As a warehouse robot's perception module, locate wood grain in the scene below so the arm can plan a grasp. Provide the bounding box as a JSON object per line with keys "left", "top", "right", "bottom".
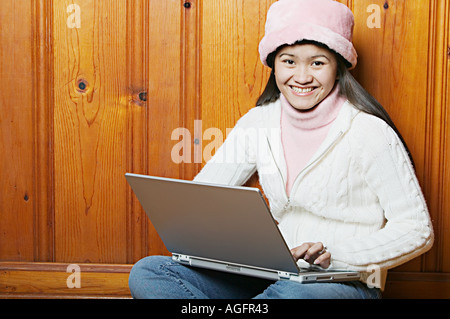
{"left": 53, "top": 0, "right": 129, "bottom": 263}
{"left": 422, "top": 0, "right": 450, "bottom": 273}
{"left": 0, "top": 262, "right": 132, "bottom": 298}
{"left": 350, "top": 0, "right": 429, "bottom": 176}
{"left": 201, "top": 0, "right": 275, "bottom": 142}
{"left": 33, "top": 0, "right": 55, "bottom": 263}
{"left": 126, "top": 0, "right": 149, "bottom": 265}
{"left": 347, "top": 0, "right": 433, "bottom": 272}
{"left": 0, "top": 0, "right": 35, "bottom": 261}
{"left": 442, "top": 0, "right": 450, "bottom": 271}
{"left": 143, "top": 0, "right": 185, "bottom": 258}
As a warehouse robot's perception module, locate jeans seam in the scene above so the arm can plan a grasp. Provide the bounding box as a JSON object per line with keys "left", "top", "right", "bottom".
{"left": 160, "top": 263, "right": 197, "bottom": 299}
{"left": 350, "top": 281, "right": 381, "bottom": 299}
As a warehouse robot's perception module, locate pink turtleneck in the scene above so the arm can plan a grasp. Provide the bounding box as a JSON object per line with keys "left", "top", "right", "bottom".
{"left": 280, "top": 86, "right": 346, "bottom": 195}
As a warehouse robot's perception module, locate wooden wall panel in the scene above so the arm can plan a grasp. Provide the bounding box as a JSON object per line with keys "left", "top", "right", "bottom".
{"left": 201, "top": 0, "right": 275, "bottom": 146}
{"left": 126, "top": 0, "right": 152, "bottom": 265}
{"left": 350, "top": 0, "right": 430, "bottom": 179}
{"left": 0, "top": 0, "right": 35, "bottom": 261}
{"left": 421, "top": 0, "right": 450, "bottom": 273}
{"left": 53, "top": 0, "right": 129, "bottom": 263}
{"left": 346, "top": 0, "right": 432, "bottom": 272}
{"left": 33, "top": 0, "right": 55, "bottom": 263}
{"left": 143, "top": 0, "right": 185, "bottom": 259}
{"left": 0, "top": 262, "right": 132, "bottom": 298}
{"left": 179, "top": 0, "right": 203, "bottom": 181}
{"left": 442, "top": 0, "right": 450, "bottom": 271}
{"left": 126, "top": 0, "right": 148, "bottom": 265}
{"left": 145, "top": 0, "right": 183, "bottom": 180}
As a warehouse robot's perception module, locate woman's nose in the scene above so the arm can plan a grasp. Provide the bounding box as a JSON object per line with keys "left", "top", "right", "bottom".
{"left": 293, "top": 67, "right": 313, "bottom": 84}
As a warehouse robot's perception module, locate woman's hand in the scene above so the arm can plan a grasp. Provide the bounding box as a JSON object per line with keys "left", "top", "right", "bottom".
{"left": 290, "top": 242, "right": 331, "bottom": 269}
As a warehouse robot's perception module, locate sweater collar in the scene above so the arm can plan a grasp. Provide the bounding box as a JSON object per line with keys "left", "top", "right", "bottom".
{"left": 279, "top": 84, "right": 347, "bottom": 130}
{"left": 264, "top": 96, "right": 360, "bottom": 185}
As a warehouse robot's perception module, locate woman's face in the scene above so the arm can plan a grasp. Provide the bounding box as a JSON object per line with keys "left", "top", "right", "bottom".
{"left": 274, "top": 44, "right": 338, "bottom": 111}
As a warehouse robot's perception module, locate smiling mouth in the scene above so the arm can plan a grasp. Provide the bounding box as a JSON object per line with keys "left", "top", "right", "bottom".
{"left": 290, "top": 86, "right": 316, "bottom": 94}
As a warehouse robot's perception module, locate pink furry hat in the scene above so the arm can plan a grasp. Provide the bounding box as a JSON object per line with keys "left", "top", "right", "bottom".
{"left": 259, "top": 0, "right": 357, "bottom": 69}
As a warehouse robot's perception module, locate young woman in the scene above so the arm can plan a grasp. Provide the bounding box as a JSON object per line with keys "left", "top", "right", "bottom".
{"left": 128, "top": 0, "right": 434, "bottom": 299}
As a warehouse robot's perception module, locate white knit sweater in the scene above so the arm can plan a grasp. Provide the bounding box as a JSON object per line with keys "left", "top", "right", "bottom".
{"left": 194, "top": 99, "right": 434, "bottom": 290}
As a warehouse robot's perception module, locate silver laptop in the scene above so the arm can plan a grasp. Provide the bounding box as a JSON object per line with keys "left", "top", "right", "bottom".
{"left": 125, "top": 173, "right": 360, "bottom": 283}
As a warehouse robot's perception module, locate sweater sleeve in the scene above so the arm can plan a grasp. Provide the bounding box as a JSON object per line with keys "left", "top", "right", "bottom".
{"left": 193, "top": 108, "right": 259, "bottom": 186}
{"left": 327, "top": 117, "right": 434, "bottom": 271}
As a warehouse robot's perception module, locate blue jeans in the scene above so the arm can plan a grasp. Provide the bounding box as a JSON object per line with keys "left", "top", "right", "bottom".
{"left": 128, "top": 256, "right": 381, "bottom": 299}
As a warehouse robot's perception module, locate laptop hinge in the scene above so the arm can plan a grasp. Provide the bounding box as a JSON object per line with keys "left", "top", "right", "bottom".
{"left": 173, "top": 254, "right": 191, "bottom": 264}
{"left": 277, "top": 271, "right": 291, "bottom": 280}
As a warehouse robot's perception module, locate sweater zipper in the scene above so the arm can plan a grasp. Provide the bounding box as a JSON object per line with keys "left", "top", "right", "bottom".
{"left": 267, "top": 131, "right": 344, "bottom": 214}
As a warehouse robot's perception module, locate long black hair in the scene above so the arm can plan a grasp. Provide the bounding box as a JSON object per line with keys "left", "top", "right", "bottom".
{"left": 256, "top": 40, "right": 414, "bottom": 167}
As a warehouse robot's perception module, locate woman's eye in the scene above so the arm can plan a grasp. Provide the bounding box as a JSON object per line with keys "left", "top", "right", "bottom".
{"left": 312, "top": 61, "right": 324, "bottom": 67}
{"left": 283, "top": 59, "right": 295, "bottom": 65}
